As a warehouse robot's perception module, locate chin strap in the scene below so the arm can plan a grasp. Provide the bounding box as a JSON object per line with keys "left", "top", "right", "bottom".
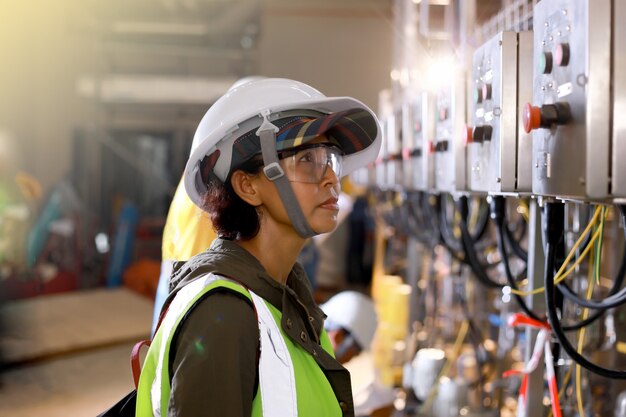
{"left": 256, "top": 112, "right": 317, "bottom": 238}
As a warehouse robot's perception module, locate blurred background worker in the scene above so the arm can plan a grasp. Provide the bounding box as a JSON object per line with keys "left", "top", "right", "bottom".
{"left": 321, "top": 291, "right": 395, "bottom": 417}
{"left": 321, "top": 290, "right": 378, "bottom": 363}
{"left": 151, "top": 178, "right": 216, "bottom": 334}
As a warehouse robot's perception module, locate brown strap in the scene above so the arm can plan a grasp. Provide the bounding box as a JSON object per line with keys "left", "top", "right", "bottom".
{"left": 131, "top": 339, "right": 151, "bottom": 389}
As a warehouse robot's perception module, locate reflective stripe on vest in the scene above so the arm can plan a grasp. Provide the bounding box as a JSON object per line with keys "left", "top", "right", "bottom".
{"left": 148, "top": 273, "right": 298, "bottom": 417}
{"left": 250, "top": 290, "right": 298, "bottom": 417}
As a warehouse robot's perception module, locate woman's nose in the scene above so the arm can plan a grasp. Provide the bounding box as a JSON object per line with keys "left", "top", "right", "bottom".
{"left": 321, "top": 164, "right": 340, "bottom": 187}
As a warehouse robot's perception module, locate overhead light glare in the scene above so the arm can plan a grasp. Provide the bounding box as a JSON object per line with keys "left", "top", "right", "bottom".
{"left": 112, "top": 21, "right": 208, "bottom": 36}
{"left": 415, "top": 0, "right": 450, "bottom": 4}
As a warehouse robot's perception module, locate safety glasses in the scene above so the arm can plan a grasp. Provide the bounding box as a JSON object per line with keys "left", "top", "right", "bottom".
{"left": 277, "top": 143, "right": 344, "bottom": 184}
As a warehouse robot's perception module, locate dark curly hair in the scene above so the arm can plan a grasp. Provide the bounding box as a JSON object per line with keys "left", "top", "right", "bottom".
{"left": 201, "top": 155, "right": 265, "bottom": 241}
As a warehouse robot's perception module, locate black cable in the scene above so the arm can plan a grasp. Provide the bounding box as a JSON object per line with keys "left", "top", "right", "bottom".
{"left": 438, "top": 195, "right": 467, "bottom": 262}
{"left": 504, "top": 218, "right": 528, "bottom": 262}
{"left": 421, "top": 193, "right": 441, "bottom": 245}
{"left": 406, "top": 192, "right": 437, "bottom": 245}
{"left": 544, "top": 202, "right": 626, "bottom": 379}
{"left": 457, "top": 196, "right": 504, "bottom": 289}
{"left": 558, "top": 273, "right": 626, "bottom": 310}
{"left": 471, "top": 199, "right": 491, "bottom": 243}
{"left": 561, "top": 309, "right": 605, "bottom": 332}
{"left": 490, "top": 196, "right": 543, "bottom": 322}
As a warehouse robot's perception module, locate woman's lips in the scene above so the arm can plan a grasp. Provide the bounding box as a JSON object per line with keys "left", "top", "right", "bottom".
{"left": 319, "top": 197, "right": 339, "bottom": 210}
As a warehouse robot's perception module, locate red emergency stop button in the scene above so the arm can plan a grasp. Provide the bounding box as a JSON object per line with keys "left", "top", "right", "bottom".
{"left": 523, "top": 103, "right": 542, "bottom": 133}
{"left": 555, "top": 43, "right": 570, "bottom": 66}
{"left": 523, "top": 102, "right": 572, "bottom": 133}
{"left": 463, "top": 125, "right": 473, "bottom": 146}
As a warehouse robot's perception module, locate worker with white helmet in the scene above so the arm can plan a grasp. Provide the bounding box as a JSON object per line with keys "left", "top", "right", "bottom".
{"left": 322, "top": 292, "right": 397, "bottom": 417}
{"left": 151, "top": 76, "right": 267, "bottom": 336}
{"left": 321, "top": 291, "right": 378, "bottom": 364}
{"left": 135, "top": 78, "right": 381, "bottom": 417}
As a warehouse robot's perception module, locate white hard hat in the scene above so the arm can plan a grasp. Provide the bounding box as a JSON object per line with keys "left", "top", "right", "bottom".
{"left": 183, "top": 77, "right": 381, "bottom": 209}
{"left": 321, "top": 291, "right": 378, "bottom": 350}
{"left": 228, "top": 75, "right": 267, "bottom": 91}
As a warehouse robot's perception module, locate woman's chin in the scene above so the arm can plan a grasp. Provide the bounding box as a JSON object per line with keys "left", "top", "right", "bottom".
{"left": 310, "top": 219, "right": 338, "bottom": 235}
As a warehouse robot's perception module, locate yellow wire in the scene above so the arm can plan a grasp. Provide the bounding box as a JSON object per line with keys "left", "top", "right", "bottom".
{"left": 510, "top": 206, "right": 602, "bottom": 296}
{"left": 594, "top": 206, "right": 607, "bottom": 285}
{"left": 511, "top": 224, "right": 601, "bottom": 296}
{"left": 576, "top": 241, "right": 596, "bottom": 417}
{"left": 419, "top": 320, "right": 470, "bottom": 414}
{"left": 517, "top": 199, "right": 530, "bottom": 223}
{"left": 469, "top": 197, "right": 480, "bottom": 230}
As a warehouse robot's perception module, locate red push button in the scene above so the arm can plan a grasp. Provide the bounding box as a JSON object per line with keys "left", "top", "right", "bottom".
{"left": 463, "top": 125, "right": 473, "bottom": 146}
{"left": 523, "top": 102, "right": 572, "bottom": 133}
{"left": 523, "top": 102, "right": 542, "bottom": 133}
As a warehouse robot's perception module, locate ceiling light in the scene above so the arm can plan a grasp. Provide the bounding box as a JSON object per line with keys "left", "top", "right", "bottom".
{"left": 112, "top": 21, "right": 208, "bottom": 36}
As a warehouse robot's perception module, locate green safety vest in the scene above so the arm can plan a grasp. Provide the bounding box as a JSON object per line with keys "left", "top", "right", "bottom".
{"left": 136, "top": 273, "right": 343, "bottom": 417}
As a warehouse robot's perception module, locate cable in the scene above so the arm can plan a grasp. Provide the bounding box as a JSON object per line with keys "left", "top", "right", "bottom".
{"left": 561, "top": 309, "right": 605, "bottom": 332}
{"left": 511, "top": 206, "right": 602, "bottom": 296}
{"left": 504, "top": 212, "right": 528, "bottom": 262}
{"left": 544, "top": 201, "right": 626, "bottom": 379}
{"left": 557, "top": 205, "right": 626, "bottom": 310}
{"left": 458, "top": 283, "right": 491, "bottom": 369}
{"left": 457, "top": 196, "right": 504, "bottom": 289}
{"left": 490, "top": 196, "right": 543, "bottom": 321}
{"left": 406, "top": 191, "right": 438, "bottom": 246}
{"left": 505, "top": 223, "right": 528, "bottom": 262}
{"left": 439, "top": 195, "right": 468, "bottom": 262}
{"left": 468, "top": 197, "right": 491, "bottom": 243}
{"left": 576, "top": 245, "right": 595, "bottom": 417}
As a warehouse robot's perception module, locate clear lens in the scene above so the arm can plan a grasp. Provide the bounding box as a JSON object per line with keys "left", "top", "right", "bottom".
{"left": 279, "top": 144, "right": 343, "bottom": 183}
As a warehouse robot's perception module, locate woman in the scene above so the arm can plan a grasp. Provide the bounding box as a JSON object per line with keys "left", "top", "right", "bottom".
{"left": 136, "top": 78, "right": 381, "bottom": 417}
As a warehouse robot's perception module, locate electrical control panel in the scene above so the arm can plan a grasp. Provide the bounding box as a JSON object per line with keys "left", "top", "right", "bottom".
{"left": 375, "top": 115, "right": 390, "bottom": 188}
{"left": 401, "top": 91, "right": 436, "bottom": 191}
{"left": 612, "top": 0, "right": 626, "bottom": 200}
{"left": 349, "top": 159, "right": 373, "bottom": 187}
{"left": 468, "top": 31, "right": 533, "bottom": 195}
{"left": 434, "top": 70, "right": 467, "bottom": 194}
{"left": 528, "top": 0, "right": 611, "bottom": 201}
{"left": 385, "top": 108, "right": 404, "bottom": 189}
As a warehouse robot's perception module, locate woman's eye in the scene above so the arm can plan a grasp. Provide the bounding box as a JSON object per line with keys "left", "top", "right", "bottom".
{"left": 297, "top": 151, "right": 315, "bottom": 163}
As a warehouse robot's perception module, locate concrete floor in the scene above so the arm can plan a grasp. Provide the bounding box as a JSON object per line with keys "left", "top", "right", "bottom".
{"left": 0, "top": 342, "right": 138, "bottom": 417}
{"left": 0, "top": 287, "right": 386, "bottom": 416}
{"left": 0, "top": 288, "right": 154, "bottom": 416}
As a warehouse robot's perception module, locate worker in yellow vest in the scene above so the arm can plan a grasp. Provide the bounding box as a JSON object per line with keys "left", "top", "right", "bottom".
{"left": 136, "top": 77, "right": 382, "bottom": 416}
{"left": 151, "top": 179, "right": 216, "bottom": 335}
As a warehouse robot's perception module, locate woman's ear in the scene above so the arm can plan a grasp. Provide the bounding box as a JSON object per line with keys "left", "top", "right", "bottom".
{"left": 230, "top": 170, "right": 263, "bottom": 206}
